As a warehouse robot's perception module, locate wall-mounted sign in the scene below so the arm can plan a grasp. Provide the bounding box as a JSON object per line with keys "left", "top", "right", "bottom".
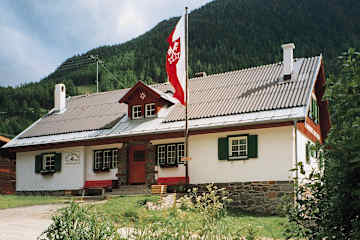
{"left": 64, "top": 151, "right": 80, "bottom": 165}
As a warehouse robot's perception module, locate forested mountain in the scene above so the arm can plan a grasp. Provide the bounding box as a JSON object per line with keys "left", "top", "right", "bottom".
{"left": 1, "top": 0, "right": 360, "bottom": 137}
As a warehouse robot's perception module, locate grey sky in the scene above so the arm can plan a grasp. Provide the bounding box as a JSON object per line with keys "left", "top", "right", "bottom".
{"left": 0, "top": 0, "right": 212, "bottom": 87}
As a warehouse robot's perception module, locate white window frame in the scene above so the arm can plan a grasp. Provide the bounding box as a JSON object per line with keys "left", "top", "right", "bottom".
{"left": 94, "top": 149, "right": 118, "bottom": 171}
{"left": 228, "top": 136, "right": 248, "bottom": 160}
{"left": 112, "top": 149, "right": 118, "bottom": 169}
{"left": 157, "top": 145, "right": 166, "bottom": 165}
{"left": 94, "top": 151, "right": 103, "bottom": 170}
{"left": 145, "top": 103, "right": 156, "bottom": 118}
{"left": 177, "top": 143, "right": 185, "bottom": 164}
{"left": 167, "top": 144, "right": 177, "bottom": 165}
{"left": 132, "top": 105, "right": 142, "bottom": 119}
{"left": 103, "top": 150, "right": 112, "bottom": 169}
{"left": 43, "top": 153, "right": 56, "bottom": 171}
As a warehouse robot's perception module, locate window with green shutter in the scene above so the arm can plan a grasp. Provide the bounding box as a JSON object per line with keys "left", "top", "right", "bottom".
{"left": 218, "top": 134, "right": 258, "bottom": 161}
{"left": 35, "top": 152, "right": 62, "bottom": 174}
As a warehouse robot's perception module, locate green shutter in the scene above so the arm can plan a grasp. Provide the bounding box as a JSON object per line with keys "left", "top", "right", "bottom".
{"left": 248, "top": 135, "right": 258, "bottom": 158}
{"left": 218, "top": 137, "right": 228, "bottom": 160}
{"left": 35, "top": 154, "right": 42, "bottom": 173}
{"left": 54, "top": 153, "right": 62, "bottom": 172}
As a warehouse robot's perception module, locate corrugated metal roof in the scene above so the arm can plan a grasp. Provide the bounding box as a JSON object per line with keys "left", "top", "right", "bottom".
{"left": 16, "top": 56, "right": 320, "bottom": 140}
{"left": 164, "top": 56, "right": 320, "bottom": 122}
{"left": 20, "top": 88, "right": 129, "bottom": 138}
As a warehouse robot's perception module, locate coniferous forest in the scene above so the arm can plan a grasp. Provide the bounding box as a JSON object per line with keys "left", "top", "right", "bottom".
{"left": 0, "top": 0, "right": 359, "bottom": 137}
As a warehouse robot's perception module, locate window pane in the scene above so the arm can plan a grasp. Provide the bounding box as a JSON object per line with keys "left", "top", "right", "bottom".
{"left": 157, "top": 145, "right": 166, "bottom": 164}
{"left": 177, "top": 143, "right": 185, "bottom": 164}
{"left": 134, "top": 151, "right": 145, "bottom": 162}
{"left": 167, "top": 144, "right": 176, "bottom": 164}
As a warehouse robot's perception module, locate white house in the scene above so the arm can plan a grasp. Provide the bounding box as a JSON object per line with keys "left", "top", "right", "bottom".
{"left": 2, "top": 44, "right": 330, "bottom": 213}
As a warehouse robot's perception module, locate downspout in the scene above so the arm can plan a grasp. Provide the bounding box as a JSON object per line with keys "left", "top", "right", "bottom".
{"left": 293, "top": 120, "right": 299, "bottom": 200}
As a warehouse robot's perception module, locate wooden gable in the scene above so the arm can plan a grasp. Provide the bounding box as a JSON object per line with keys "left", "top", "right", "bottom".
{"left": 119, "top": 81, "right": 174, "bottom": 120}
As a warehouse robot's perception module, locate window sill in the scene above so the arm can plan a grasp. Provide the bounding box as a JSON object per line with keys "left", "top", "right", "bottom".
{"left": 94, "top": 168, "right": 111, "bottom": 173}
{"left": 159, "top": 164, "right": 178, "bottom": 168}
{"left": 228, "top": 156, "right": 249, "bottom": 161}
{"left": 40, "top": 170, "right": 56, "bottom": 175}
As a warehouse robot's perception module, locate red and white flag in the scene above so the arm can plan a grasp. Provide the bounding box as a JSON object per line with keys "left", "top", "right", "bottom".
{"left": 166, "top": 14, "right": 186, "bottom": 105}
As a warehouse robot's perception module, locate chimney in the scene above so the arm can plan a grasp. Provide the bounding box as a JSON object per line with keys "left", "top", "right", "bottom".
{"left": 54, "top": 84, "right": 66, "bottom": 113}
{"left": 281, "top": 43, "right": 295, "bottom": 80}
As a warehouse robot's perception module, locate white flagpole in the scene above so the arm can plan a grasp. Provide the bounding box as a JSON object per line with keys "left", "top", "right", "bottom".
{"left": 184, "top": 6, "right": 189, "bottom": 185}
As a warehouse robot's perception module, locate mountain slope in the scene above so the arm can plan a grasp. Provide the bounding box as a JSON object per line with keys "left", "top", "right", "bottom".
{"left": 1, "top": 0, "right": 360, "bottom": 136}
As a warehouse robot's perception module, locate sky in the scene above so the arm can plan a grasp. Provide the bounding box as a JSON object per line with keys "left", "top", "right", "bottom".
{"left": 0, "top": 0, "right": 213, "bottom": 87}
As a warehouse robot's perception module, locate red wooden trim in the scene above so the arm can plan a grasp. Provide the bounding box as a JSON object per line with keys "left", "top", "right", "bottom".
{"left": 297, "top": 121, "right": 320, "bottom": 144}
{"left": 119, "top": 81, "right": 161, "bottom": 104}
{"left": 10, "top": 121, "right": 294, "bottom": 152}
{"left": 157, "top": 177, "right": 189, "bottom": 185}
{"left": 84, "top": 180, "right": 112, "bottom": 188}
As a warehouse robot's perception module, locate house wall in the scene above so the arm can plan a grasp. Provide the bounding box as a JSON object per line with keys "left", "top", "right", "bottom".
{"left": 152, "top": 126, "right": 294, "bottom": 184}
{"left": 16, "top": 146, "right": 85, "bottom": 191}
{"left": 296, "top": 129, "right": 320, "bottom": 184}
{"left": 84, "top": 143, "right": 122, "bottom": 182}
{"left": 152, "top": 126, "right": 294, "bottom": 214}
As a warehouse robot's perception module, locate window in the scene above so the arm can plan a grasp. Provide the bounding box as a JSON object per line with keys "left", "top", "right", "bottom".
{"left": 103, "top": 150, "right": 112, "bottom": 169}
{"left": 229, "top": 136, "right": 248, "bottom": 160}
{"left": 156, "top": 143, "right": 185, "bottom": 167}
{"left": 35, "top": 152, "right": 62, "bottom": 174}
{"left": 167, "top": 144, "right": 177, "bottom": 165}
{"left": 132, "top": 105, "right": 142, "bottom": 119}
{"left": 43, "top": 153, "right": 56, "bottom": 171}
{"left": 218, "top": 135, "right": 258, "bottom": 161}
{"left": 112, "top": 149, "right": 118, "bottom": 168}
{"left": 157, "top": 145, "right": 166, "bottom": 165}
{"left": 93, "top": 149, "right": 118, "bottom": 171}
{"left": 309, "top": 97, "right": 319, "bottom": 124}
{"left": 177, "top": 143, "right": 185, "bottom": 164}
{"left": 145, "top": 103, "right": 156, "bottom": 117}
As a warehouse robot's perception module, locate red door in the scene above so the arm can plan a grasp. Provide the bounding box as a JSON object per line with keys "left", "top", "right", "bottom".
{"left": 128, "top": 145, "right": 146, "bottom": 184}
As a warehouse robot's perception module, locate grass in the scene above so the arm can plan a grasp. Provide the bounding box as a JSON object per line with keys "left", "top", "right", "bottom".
{"left": 94, "top": 195, "right": 287, "bottom": 239}
{"left": 0, "top": 194, "right": 67, "bottom": 209}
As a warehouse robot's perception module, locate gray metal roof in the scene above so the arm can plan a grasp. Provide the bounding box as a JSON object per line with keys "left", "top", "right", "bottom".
{"left": 16, "top": 56, "right": 320, "bottom": 140}
{"left": 165, "top": 56, "right": 320, "bottom": 122}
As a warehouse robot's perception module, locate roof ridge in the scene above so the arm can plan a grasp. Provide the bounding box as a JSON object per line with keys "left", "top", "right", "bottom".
{"left": 188, "top": 56, "right": 321, "bottom": 82}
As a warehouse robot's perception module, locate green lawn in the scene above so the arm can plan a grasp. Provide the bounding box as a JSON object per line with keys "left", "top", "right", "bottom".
{"left": 94, "top": 195, "right": 287, "bottom": 239}
{"left": 0, "top": 195, "right": 67, "bottom": 209}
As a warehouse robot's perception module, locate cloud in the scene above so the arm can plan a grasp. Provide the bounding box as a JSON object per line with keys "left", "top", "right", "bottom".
{"left": 0, "top": 0, "right": 213, "bottom": 87}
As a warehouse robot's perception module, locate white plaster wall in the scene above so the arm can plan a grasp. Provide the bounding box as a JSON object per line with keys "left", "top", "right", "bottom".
{"left": 152, "top": 126, "right": 294, "bottom": 184}
{"left": 85, "top": 143, "right": 122, "bottom": 181}
{"left": 16, "top": 146, "right": 85, "bottom": 191}
{"left": 296, "top": 130, "right": 319, "bottom": 184}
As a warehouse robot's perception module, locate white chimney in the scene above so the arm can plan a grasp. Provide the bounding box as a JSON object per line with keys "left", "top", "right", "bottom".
{"left": 281, "top": 43, "right": 295, "bottom": 80}
{"left": 54, "top": 84, "right": 66, "bottom": 113}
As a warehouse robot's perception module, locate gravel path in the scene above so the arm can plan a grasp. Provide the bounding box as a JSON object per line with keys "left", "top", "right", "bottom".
{"left": 0, "top": 204, "right": 66, "bottom": 240}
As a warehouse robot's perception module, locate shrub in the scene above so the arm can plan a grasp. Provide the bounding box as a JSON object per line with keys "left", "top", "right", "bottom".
{"left": 284, "top": 49, "right": 360, "bottom": 239}
{"left": 39, "top": 202, "right": 119, "bottom": 240}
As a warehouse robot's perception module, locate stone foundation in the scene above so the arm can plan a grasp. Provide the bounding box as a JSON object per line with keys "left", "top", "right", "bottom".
{"left": 187, "top": 180, "right": 293, "bottom": 215}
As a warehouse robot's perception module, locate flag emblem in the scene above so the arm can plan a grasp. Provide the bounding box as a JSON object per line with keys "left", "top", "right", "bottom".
{"left": 167, "top": 38, "right": 181, "bottom": 64}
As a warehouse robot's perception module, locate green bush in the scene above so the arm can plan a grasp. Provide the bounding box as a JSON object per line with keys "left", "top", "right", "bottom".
{"left": 39, "top": 202, "right": 119, "bottom": 240}
{"left": 284, "top": 49, "right": 360, "bottom": 239}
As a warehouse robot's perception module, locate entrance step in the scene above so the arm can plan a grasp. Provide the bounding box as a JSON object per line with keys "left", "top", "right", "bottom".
{"left": 109, "top": 184, "right": 151, "bottom": 196}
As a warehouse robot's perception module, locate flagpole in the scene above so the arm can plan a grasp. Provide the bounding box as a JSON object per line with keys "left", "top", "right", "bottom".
{"left": 184, "top": 6, "right": 189, "bottom": 185}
